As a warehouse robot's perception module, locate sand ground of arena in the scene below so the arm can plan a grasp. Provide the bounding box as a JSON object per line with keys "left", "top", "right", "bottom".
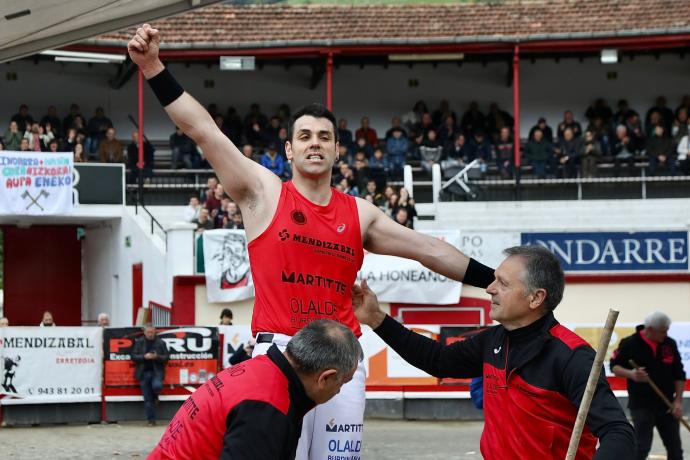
{"left": 1, "top": 418, "right": 689, "bottom": 459}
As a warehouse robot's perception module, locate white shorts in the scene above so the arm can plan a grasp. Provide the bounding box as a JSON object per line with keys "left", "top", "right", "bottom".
{"left": 253, "top": 333, "right": 366, "bottom": 460}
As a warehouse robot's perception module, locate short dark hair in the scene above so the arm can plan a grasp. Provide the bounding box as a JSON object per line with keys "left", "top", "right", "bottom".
{"left": 503, "top": 245, "right": 564, "bottom": 311}
{"left": 287, "top": 103, "right": 338, "bottom": 144}
{"left": 286, "top": 319, "right": 362, "bottom": 377}
{"left": 220, "top": 308, "right": 233, "bottom": 319}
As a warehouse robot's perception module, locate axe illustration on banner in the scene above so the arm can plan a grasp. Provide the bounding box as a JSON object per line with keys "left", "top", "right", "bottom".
{"left": 21, "top": 189, "right": 50, "bottom": 211}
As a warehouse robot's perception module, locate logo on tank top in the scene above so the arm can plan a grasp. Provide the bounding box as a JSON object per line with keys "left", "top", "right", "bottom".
{"left": 326, "top": 418, "right": 363, "bottom": 433}
{"left": 277, "top": 229, "right": 356, "bottom": 262}
{"left": 291, "top": 210, "right": 307, "bottom": 225}
{"left": 336, "top": 223, "right": 346, "bottom": 233}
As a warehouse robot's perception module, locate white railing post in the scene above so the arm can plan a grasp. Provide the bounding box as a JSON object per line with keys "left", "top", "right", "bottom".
{"left": 432, "top": 163, "right": 442, "bottom": 206}
{"left": 403, "top": 164, "right": 414, "bottom": 197}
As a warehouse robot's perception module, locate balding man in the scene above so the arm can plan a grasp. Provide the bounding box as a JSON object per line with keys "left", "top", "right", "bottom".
{"left": 149, "top": 319, "right": 362, "bottom": 460}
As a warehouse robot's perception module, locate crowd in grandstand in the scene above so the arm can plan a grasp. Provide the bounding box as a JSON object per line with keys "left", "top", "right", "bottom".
{"left": 3, "top": 96, "right": 690, "bottom": 186}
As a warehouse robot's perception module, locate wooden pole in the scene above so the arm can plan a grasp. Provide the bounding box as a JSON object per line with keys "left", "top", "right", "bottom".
{"left": 565, "top": 308, "right": 619, "bottom": 460}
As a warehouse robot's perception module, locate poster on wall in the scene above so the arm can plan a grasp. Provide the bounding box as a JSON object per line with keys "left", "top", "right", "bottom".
{"left": 0, "top": 151, "right": 73, "bottom": 215}
{"left": 522, "top": 231, "right": 689, "bottom": 271}
{"left": 202, "top": 229, "right": 255, "bottom": 303}
{"left": 218, "top": 325, "right": 253, "bottom": 369}
{"left": 103, "top": 327, "right": 220, "bottom": 388}
{"left": 458, "top": 231, "right": 521, "bottom": 269}
{"left": 0, "top": 327, "right": 102, "bottom": 404}
{"left": 358, "top": 230, "right": 463, "bottom": 304}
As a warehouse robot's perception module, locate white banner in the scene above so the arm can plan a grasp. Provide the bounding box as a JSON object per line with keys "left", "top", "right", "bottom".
{"left": 669, "top": 322, "right": 690, "bottom": 376}
{"left": 203, "top": 229, "right": 255, "bottom": 303}
{"left": 218, "top": 325, "right": 253, "bottom": 369}
{"left": 0, "top": 327, "right": 102, "bottom": 404}
{"left": 357, "top": 230, "right": 462, "bottom": 304}
{"left": 458, "top": 231, "right": 521, "bottom": 269}
{"left": 0, "top": 151, "right": 73, "bottom": 215}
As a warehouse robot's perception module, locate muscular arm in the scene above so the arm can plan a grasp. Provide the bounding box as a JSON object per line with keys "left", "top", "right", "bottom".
{"left": 128, "top": 25, "right": 280, "bottom": 238}
{"left": 358, "top": 198, "right": 491, "bottom": 287}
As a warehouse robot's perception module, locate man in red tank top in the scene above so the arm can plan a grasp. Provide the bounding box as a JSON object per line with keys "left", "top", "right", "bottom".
{"left": 129, "top": 24, "right": 495, "bottom": 460}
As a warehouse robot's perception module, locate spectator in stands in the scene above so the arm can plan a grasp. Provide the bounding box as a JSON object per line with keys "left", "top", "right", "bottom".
{"left": 614, "top": 99, "right": 637, "bottom": 128}
{"left": 382, "top": 191, "right": 399, "bottom": 218}
{"left": 183, "top": 195, "right": 201, "bottom": 222}
{"left": 672, "top": 108, "right": 689, "bottom": 145}
{"left": 647, "top": 125, "right": 677, "bottom": 176}
{"left": 414, "top": 112, "right": 435, "bottom": 140}
{"left": 442, "top": 133, "right": 469, "bottom": 171}
{"left": 385, "top": 128, "right": 409, "bottom": 179}
{"left": 98, "top": 127, "right": 124, "bottom": 163}
{"left": 276, "top": 127, "right": 288, "bottom": 160}
{"left": 261, "top": 116, "right": 282, "bottom": 147}
{"left": 401, "top": 100, "right": 429, "bottom": 133}
{"left": 73, "top": 143, "right": 87, "bottom": 163}
{"left": 61, "top": 128, "right": 78, "bottom": 152}
{"left": 40, "top": 310, "right": 55, "bottom": 327}
{"left": 228, "top": 338, "right": 256, "bottom": 365}
{"left": 431, "top": 99, "right": 456, "bottom": 128}
{"left": 353, "top": 155, "right": 371, "bottom": 192}
{"left": 612, "top": 125, "right": 636, "bottom": 176}
{"left": 244, "top": 103, "right": 268, "bottom": 138}
{"left": 201, "top": 176, "right": 218, "bottom": 204}
{"left": 41, "top": 123, "right": 57, "bottom": 150}
{"left": 353, "top": 136, "right": 373, "bottom": 158}
{"left": 62, "top": 104, "right": 81, "bottom": 134}
{"left": 214, "top": 197, "right": 232, "bottom": 229}
{"left": 437, "top": 115, "right": 460, "bottom": 147}
{"left": 460, "top": 101, "right": 486, "bottom": 137}
{"left": 97, "top": 313, "right": 110, "bottom": 327}
{"left": 336, "top": 177, "right": 358, "bottom": 196}
{"left": 19, "top": 138, "right": 30, "bottom": 152}
{"left": 337, "top": 118, "right": 353, "bottom": 150}
{"left": 580, "top": 130, "right": 602, "bottom": 178}
{"left": 40, "top": 106, "right": 62, "bottom": 137}
{"left": 626, "top": 113, "right": 647, "bottom": 152}
{"left": 127, "top": 131, "right": 155, "bottom": 182}
{"left": 397, "top": 188, "right": 417, "bottom": 228}
{"left": 646, "top": 111, "right": 665, "bottom": 139}
{"left": 85, "top": 107, "right": 113, "bottom": 154}
{"left": 4, "top": 121, "right": 22, "bottom": 151}
{"left": 24, "top": 122, "right": 44, "bottom": 151}
{"left": 205, "top": 183, "right": 225, "bottom": 213}
{"left": 47, "top": 139, "right": 59, "bottom": 153}
{"left": 555, "top": 127, "right": 581, "bottom": 178}
{"left": 524, "top": 129, "right": 553, "bottom": 179}
{"left": 362, "top": 179, "right": 384, "bottom": 205}
{"left": 11, "top": 104, "right": 33, "bottom": 133}
{"left": 557, "top": 110, "right": 582, "bottom": 140}
{"left": 260, "top": 142, "right": 287, "bottom": 179}
{"left": 195, "top": 207, "right": 214, "bottom": 233}
{"left": 588, "top": 116, "right": 613, "bottom": 156}
{"left": 494, "top": 127, "right": 514, "bottom": 179}
{"left": 240, "top": 143, "right": 261, "bottom": 163}
{"left": 394, "top": 207, "right": 413, "bottom": 229}
{"left": 0, "top": 317, "right": 8, "bottom": 327}
{"left": 224, "top": 106, "right": 243, "bottom": 146}
{"left": 585, "top": 98, "right": 613, "bottom": 127}
{"left": 419, "top": 130, "right": 443, "bottom": 174}
{"left": 385, "top": 116, "right": 408, "bottom": 140}
{"left": 230, "top": 212, "right": 244, "bottom": 230}
{"left": 71, "top": 114, "right": 87, "bottom": 139}
{"left": 133, "top": 323, "right": 169, "bottom": 426}
{"left": 368, "top": 148, "right": 389, "bottom": 188}
{"left": 466, "top": 131, "right": 492, "bottom": 175}
{"left": 528, "top": 117, "right": 554, "bottom": 143}
{"left": 170, "top": 126, "right": 198, "bottom": 169}
{"left": 677, "top": 132, "right": 690, "bottom": 175}
{"left": 355, "top": 116, "right": 378, "bottom": 148}
{"left": 646, "top": 96, "right": 674, "bottom": 135}
{"left": 486, "top": 103, "right": 514, "bottom": 143}
{"left": 220, "top": 308, "right": 233, "bottom": 325}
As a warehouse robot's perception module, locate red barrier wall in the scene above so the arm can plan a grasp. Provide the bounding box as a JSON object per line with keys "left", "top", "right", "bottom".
{"left": 2, "top": 225, "right": 82, "bottom": 325}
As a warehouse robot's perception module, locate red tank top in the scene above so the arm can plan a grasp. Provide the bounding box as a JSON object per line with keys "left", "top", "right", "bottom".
{"left": 249, "top": 181, "right": 363, "bottom": 337}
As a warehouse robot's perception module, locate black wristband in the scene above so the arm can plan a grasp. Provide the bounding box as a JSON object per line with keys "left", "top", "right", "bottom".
{"left": 147, "top": 68, "right": 184, "bottom": 107}
{"left": 463, "top": 258, "right": 495, "bottom": 289}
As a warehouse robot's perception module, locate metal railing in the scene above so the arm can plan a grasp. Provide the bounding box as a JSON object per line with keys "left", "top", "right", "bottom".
{"left": 132, "top": 193, "right": 168, "bottom": 247}
{"left": 148, "top": 301, "right": 172, "bottom": 327}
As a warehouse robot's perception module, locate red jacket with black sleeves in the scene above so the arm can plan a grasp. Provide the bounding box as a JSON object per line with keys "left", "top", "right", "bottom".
{"left": 374, "top": 311, "right": 634, "bottom": 459}
{"left": 148, "top": 344, "right": 315, "bottom": 460}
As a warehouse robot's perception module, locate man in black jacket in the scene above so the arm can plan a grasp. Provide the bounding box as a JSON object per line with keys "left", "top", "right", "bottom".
{"left": 610, "top": 311, "right": 686, "bottom": 460}
{"left": 353, "top": 245, "right": 634, "bottom": 459}
{"left": 133, "top": 323, "right": 169, "bottom": 426}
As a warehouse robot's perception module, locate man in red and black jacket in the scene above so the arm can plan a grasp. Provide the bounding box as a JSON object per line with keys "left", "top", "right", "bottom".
{"left": 610, "top": 312, "right": 686, "bottom": 460}
{"left": 148, "top": 320, "right": 362, "bottom": 460}
{"left": 353, "top": 245, "right": 634, "bottom": 459}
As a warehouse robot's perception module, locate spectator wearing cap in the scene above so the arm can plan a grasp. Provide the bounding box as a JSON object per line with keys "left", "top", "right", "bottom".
{"left": 220, "top": 309, "right": 233, "bottom": 325}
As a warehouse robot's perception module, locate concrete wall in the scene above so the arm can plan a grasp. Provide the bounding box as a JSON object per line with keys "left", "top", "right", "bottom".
{"left": 0, "top": 53, "right": 687, "bottom": 140}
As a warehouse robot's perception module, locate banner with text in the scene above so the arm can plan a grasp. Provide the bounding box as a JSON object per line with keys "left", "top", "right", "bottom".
{"left": 218, "top": 325, "right": 254, "bottom": 369}
{"left": 357, "top": 230, "right": 463, "bottom": 304}
{"left": 0, "top": 151, "right": 73, "bottom": 215}
{"left": 203, "top": 230, "right": 255, "bottom": 303}
{"left": 522, "top": 231, "right": 689, "bottom": 271}
{"left": 0, "top": 327, "right": 102, "bottom": 404}
{"left": 103, "top": 327, "right": 220, "bottom": 388}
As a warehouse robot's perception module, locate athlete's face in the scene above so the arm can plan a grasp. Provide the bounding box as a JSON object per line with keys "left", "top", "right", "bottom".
{"left": 486, "top": 256, "right": 545, "bottom": 330}
{"left": 286, "top": 115, "right": 338, "bottom": 179}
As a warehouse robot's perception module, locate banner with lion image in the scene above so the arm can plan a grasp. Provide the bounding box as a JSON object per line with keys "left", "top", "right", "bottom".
{"left": 202, "top": 229, "right": 255, "bottom": 303}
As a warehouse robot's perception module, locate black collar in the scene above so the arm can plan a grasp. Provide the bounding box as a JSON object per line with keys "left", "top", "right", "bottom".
{"left": 506, "top": 311, "right": 556, "bottom": 343}
{"left": 267, "top": 344, "right": 315, "bottom": 417}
